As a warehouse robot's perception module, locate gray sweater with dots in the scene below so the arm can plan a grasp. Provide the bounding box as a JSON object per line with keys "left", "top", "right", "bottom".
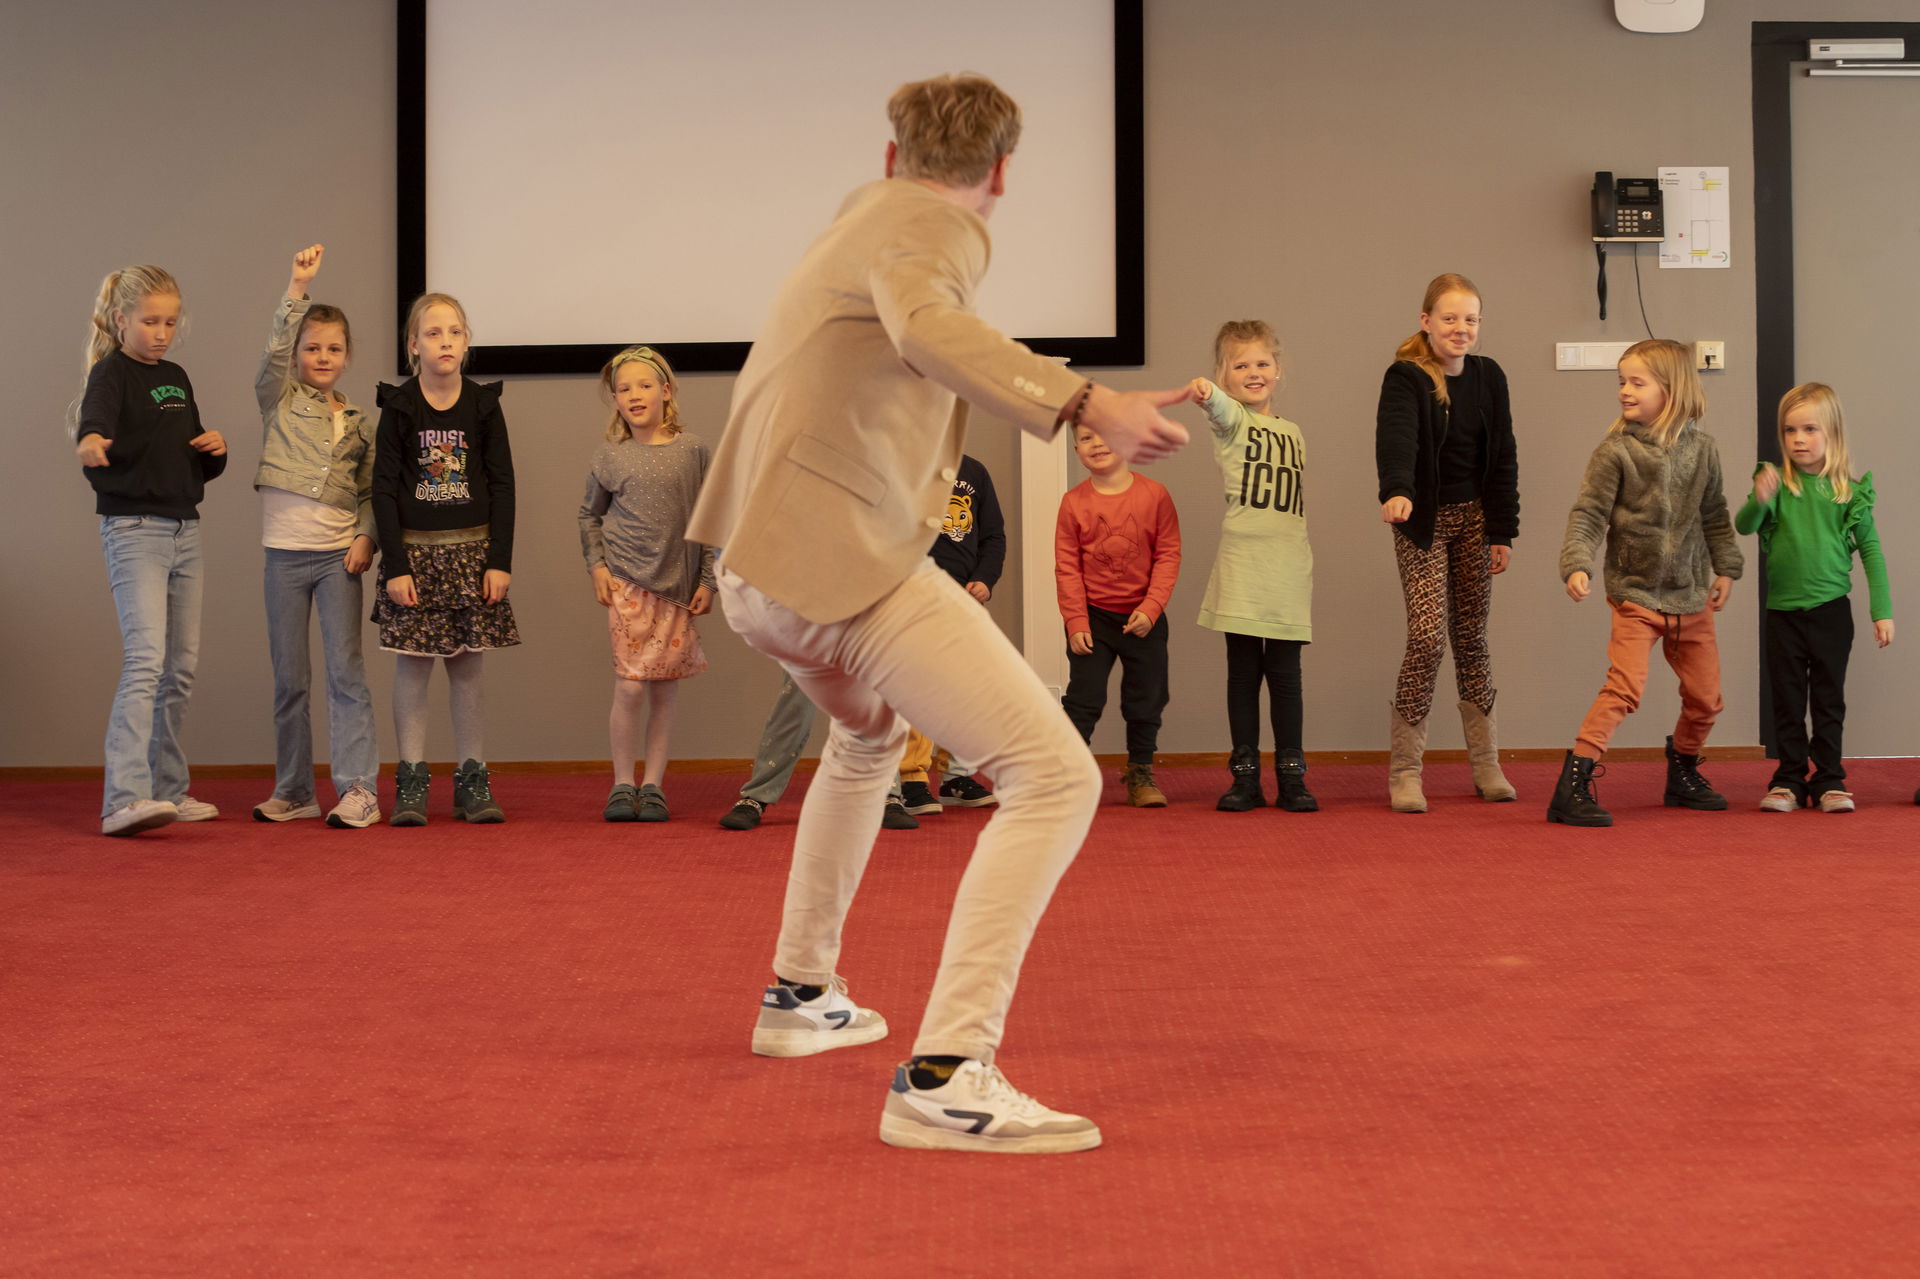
{"left": 579, "top": 432, "right": 717, "bottom": 607}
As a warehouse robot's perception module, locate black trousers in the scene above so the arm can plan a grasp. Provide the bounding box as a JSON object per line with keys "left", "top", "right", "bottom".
{"left": 1766, "top": 597, "right": 1853, "bottom": 798}
{"left": 1061, "top": 606, "right": 1169, "bottom": 764}
{"left": 1225, "top": 632, "right": 1304, "bottom": 753}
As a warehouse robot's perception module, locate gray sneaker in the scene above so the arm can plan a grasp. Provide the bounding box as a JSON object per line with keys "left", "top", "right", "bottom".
{"left": 879, "top": 1059, "right": 1101, "bottom": 1154}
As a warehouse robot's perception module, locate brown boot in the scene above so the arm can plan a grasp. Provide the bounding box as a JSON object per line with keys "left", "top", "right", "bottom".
{"left": 1388, "top": 705, "right": 1428, "bottom": 813}
{"left": 1123, "top": 762, "right": 1167, "bottom": 808}
{"left": 1458, "top": 697, "right": 1517, "bottom": 802}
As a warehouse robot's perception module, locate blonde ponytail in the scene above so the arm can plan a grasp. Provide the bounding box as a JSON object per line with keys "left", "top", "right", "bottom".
{"left": 1394, "top": 272, "right": 1480, "bottom": 407}
{"left": 68, "top": 265, "right": 181, "bottom": 438}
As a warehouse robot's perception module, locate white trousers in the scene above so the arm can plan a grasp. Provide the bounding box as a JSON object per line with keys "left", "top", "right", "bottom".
{"left": 720, "top": 559, "right": 1100, "bottom": 1061}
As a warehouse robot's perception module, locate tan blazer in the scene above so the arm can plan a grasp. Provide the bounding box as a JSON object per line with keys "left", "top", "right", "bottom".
{"left": 687, "top": 179, "right": 1087, "bottom": 625}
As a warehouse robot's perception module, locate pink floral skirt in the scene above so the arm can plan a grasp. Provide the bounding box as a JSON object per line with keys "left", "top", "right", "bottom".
{"left": 608, "top": 578, "right": 706, "bottom": 680}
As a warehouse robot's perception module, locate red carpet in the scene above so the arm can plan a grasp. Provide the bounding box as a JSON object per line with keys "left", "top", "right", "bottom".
{"left": 3, "top": 761, "right": 1918, "bottom": 1276}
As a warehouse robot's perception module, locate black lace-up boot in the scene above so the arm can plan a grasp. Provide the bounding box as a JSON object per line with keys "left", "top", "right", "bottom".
{"left": 1546, "top": 751, "right": 1612, "bottom": 827}
{"left": 1663, "top": 736, "right": 1727, "bottom": 810}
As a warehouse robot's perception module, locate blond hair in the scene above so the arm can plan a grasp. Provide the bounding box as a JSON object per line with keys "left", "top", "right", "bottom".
{"left": 1610, "top": 338, "right": 1705, "bottom": 448}
{"left": 600, "top": 345, "right": 682, "bottom": 442}
{"left": 1393, "top": 273, "right": 1480, "bottom": 406}
{"left": 68, "top": 265, "right": 181, "bottom": 438}
{"left": 403, "top": 292, "right": 471, "bottom": 374}
{"left": 1777, "top": 382, "right": 1854, "bottom": 503}
{"left": 887, "top": 74, "right": 1022, "bottom": 187}
{"left": 1211, "top": 319, "right": 1282, "bottom": 387}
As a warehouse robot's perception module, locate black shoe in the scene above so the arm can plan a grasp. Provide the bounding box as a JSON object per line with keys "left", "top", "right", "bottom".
{"left": 391, "top": 761, "right": 429, "bottom": 827}
{"left": 1215, "top": 745, "right": 1267, "bottom": 812}
{"left": 453, "top": 758, "right": 505, "bottom": 823}
{"left": 720, "top": 798, "right": 766, "bottom": 830}
{"left": 1546, "top": 750, "right": 1612, "bottom": 826}
{"left": 938, "top": 774, "right": 997, "bottom": 807}
{"left": 899, "top": 781, "right": 942, "bottom": 816}
{"left": 1273, "top": 749, "right": 1319, "bottom": 812}
{"left": 881, "top": 800, "right": 920, "bottom": 830}
{"left": 1663, "top": 736, "right": 1727, "bottom": 810}
{"left": 635, "top": 783, "right": 669, "bottom": 823}
{"left": 604, "top": 783, "right": 639, "bottom": 822}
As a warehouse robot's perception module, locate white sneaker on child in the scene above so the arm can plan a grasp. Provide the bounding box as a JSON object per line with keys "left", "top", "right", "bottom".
{"left": 326, "top": 786, "right": 382, "bottom": 829}
{"left": 750, "top": 976, "right": 888, "bottom": 1057}
{"left": 172, "top": 796, "right": 220, "bottom": 822}
{"left": 880, "top": 1059, "right": 1102, "bottom": 1154}
{"left": 253, "top": 796, "right": 321, "bottom": 822}
{"left": 102, "top": 800, "right": 178, "bottom": 836}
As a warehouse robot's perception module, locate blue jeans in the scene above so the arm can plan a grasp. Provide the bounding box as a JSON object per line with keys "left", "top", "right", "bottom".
{"left": 99, "top": 516, "right": 203, "bottom": 816}
{"left": 264, "top": 547, "right": 378, "bottom": 801}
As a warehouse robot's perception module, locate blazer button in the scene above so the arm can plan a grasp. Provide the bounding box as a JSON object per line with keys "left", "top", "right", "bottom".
{"left": 924, "top": 516, "right": 941, "bottom": 530}
{"left": 311, "top": 487, "right": 320, "bottom": 493}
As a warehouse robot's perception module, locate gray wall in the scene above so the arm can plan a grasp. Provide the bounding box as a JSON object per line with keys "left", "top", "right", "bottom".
{"left": 6, "top": 0, "right": 1913, "bottom": 769}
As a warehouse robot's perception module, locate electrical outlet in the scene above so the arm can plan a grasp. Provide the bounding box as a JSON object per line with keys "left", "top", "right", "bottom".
{"left": 1694, "top": 340, "right": 1725, "bottom": 371}
{"left": 1555, "top": 341, "right": 1634, "bottom": 370}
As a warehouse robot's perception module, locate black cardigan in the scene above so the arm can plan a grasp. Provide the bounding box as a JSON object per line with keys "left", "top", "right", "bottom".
{"left": 1374, "top": 356, "right": 1519, "bottom": 551}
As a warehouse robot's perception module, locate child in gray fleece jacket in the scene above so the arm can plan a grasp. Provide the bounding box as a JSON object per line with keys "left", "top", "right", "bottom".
{"left": 1550, "top": 339, "right": 1744, "bottom": 827}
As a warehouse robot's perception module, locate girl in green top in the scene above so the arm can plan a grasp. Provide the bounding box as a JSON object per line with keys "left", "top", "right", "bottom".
{"left": 1735, "top": 382, "right": 1893, "bottom": 813}
{"left": 1187, "top": 320, "right": 1315, "bottom": 814}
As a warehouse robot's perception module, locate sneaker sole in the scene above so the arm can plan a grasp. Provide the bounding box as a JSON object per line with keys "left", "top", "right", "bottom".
{"left": 253, "top": 805, "right": 321, "bottom": 822}
{"left": 327, "top": 810, "right": 382, "bottom": 829}
{"left": 937, "top": 796, "right": 998, "bottom": 808}
{"left": 878, "top": 1112, "right": 1102, "bottom": 1154}
{"left": 751, "top": 1018, "right": 889, "bottom": 1058}
{"left": 103, "top": 809, "right": 178, "bottom": 837}
{"left": 901, "top": 803, "right": 943, "bottom": 816}
{"left": 173, "top": 810, "right": 220, "bottom": 823}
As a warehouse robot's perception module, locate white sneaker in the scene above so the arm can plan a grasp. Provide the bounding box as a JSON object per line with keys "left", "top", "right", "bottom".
{"left": 253, "top": 796, "right": 321, "bottom": 822}
{"left": 1818, "top": 790, "right": 1856, "bottom": 813}
{"left": 102, "top": 799, "right": 178, "bottom": 836}
{"left": 750, "top": 976, "right": 888, "bottom": 1057}
{"left": 880, "top": 1059, "right": 1102, "bottom": 1153}
{"left": 172, "top": 796, "right": 219, "bottom": 822}
{"left": 326, "top": 786, "right": 382, "bottom": 829}
{"left": 1759, "top": 787, "right": 1799, "bottom": 813}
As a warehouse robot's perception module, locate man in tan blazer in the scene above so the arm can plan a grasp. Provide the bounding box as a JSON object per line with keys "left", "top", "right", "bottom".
{"left": 688, "top": 73, "right": 1189, "bottom": 1154}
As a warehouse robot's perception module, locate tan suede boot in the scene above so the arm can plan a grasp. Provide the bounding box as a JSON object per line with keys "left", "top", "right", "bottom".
{"left": 1459, "top": 698, "right": 1517, "bottom": 802}
{"left": 1123, "top": 763, "right": 1167, "bottom": 808}
{"left": 1388, "top": 706, "right": 1428, "bottom": 813}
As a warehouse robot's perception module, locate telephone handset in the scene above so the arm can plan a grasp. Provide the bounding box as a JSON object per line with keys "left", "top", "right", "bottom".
{"left": 1591, "top": 171, "right": 1665, "bottom": 241}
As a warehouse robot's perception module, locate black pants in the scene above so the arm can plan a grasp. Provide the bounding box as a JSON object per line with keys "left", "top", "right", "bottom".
{"left": 1225, "top": 632, "right": 1304, "bottom": 753}
{"left": 1061, "top": 607, "right": 1169, "bottom": 764}
{"left": 1766, "top": 597, "right": 1853, "bottom": 798}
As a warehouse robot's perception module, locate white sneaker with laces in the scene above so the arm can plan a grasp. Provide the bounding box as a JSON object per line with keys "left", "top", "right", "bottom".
{"left": 172, "top": 796, "right": 219, "bottom": 822}
{"left": 1759, "top": 787, "right": 1799, "bottom": 813}
{"left": 751, "top": 975, "right": 888, "bottom": 1057}
{"left": 1818, "top": 790, "right": 1855, "bottom": 813}
{"left": 102, "top": 799, "right": 178, "bottom": 836}
{"left": 253, "top": 796, "right": 321, "bottom": 822}
{"left": 880, "top": 1059, "right": 1102, "bottom": 1153}
{"left": 326, "top": 786, "right": 382, "bottom": 829}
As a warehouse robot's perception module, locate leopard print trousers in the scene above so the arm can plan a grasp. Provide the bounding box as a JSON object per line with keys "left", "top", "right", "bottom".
{"left": 1392, "top": 500, "right": 1495, "bottom": 724}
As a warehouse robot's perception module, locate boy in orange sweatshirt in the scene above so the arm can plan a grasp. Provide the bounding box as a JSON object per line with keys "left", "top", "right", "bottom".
{"left": 1055, "top": 423, "right": 1182, "bottom": 805}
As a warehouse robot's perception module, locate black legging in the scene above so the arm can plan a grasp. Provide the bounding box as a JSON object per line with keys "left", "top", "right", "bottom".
{"left": 1225, "top": 632, "right": 1303, "bottom": 752}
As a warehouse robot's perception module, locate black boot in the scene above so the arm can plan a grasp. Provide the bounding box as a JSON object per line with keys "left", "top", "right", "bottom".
{"left": 453, "top": 758, "right": 506, "bottom": 823}
{"left": 1215, "top": 745, "right": 1266, "bottom": 811}
{"left": 1546, "top": 751, "right": 1612, "bottom": 826}
{"left": 1663, "top": 736, "right": 1727, "bottom": 810}
{"left": 1273, "top": 749, "right": 1319, "bottom": 812}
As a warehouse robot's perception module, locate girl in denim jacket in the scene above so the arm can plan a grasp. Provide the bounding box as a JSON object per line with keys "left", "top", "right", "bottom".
{"left": 251, "top": 245, "right": 381, "bottom": 829}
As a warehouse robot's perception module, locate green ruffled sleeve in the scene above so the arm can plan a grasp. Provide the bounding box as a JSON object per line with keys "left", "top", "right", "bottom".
{"left": 1846, "top": 471, "right": 1892, "bottom": 621}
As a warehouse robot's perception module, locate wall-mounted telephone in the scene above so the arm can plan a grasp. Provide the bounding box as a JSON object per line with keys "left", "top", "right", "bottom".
{"left": 1591, "top": 171, "right": 1666, "bottom": 241}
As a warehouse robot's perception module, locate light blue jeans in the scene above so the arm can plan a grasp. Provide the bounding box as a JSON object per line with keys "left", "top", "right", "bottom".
{"left": 99, "top": 515, "right": 203, "bottom": 816}
{"left": 264, "top": 547, "right": 378, "bottom": 801}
